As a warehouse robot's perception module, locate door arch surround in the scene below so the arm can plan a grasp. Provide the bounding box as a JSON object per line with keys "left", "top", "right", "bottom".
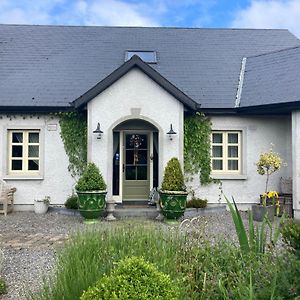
{"left": 109, "top": 116, "right": 162, "bottom": 202}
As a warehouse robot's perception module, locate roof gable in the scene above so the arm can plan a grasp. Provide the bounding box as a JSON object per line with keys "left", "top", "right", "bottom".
{"left": 73, "top": 55, "right": 200, "bottom": 110}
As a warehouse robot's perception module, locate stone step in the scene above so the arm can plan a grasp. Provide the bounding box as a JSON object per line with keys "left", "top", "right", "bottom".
{"left": 50, "top": 204, "right": 227, "bottom": 220}
{"left": 114, "top": 207, "right": 159, "bottom": 219}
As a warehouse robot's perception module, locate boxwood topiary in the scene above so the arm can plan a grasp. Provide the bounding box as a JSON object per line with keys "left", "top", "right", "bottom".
{"left": 80, "top": 256, "right": 179, "bottom": 300}
{"left": 161, "top": 158, "right": 186, "bottom": 192}
{"left": 75, "top": 162, "right": 107, "bottom": 192}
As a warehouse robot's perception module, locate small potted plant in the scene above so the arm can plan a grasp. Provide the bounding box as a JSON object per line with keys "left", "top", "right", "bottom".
{"left": 159, "top": 157, "right": 188, "bottom": 221}
{"left": 76, "top": 162, "right": 107, "bottom": 223}
{"left": 34, "top": 196, "right": 50, "bottom": 214}
{"left": 252, "top": 147, "right": 282, "bottom": 222}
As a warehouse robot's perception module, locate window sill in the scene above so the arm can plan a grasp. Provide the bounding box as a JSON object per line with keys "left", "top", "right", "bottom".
{"left": 212, "top": 174, "right": 247, "bottom": 180}
{"left": 3, "top": 176, "right": 44, "bottom": 181}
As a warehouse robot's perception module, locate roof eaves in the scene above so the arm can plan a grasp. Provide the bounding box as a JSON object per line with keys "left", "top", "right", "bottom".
{"left": 72, "top": 55, "right": 199, "bottom": 111}
{"left": 237, "top": 100, "right": 300, "bottom": 114}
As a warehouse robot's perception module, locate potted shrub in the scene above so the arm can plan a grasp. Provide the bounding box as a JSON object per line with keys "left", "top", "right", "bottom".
{"left": 34, "top": 196, "right": 50, "bottom": 214}
{"left": 76, "top": 162, "right": 107, "bottom": 223}
{"left": 159, "top": 158, "right": 188, "bottom": 220}
{"left": 252, "top": 147, "right": 282, "bottom": 222}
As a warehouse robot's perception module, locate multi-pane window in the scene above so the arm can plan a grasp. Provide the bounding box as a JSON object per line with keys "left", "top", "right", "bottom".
{"left": 8, "top": 130, "right": 40, "bottom": 175}
{"left": 211, "top": 131, "right": 241, "bottom": 173}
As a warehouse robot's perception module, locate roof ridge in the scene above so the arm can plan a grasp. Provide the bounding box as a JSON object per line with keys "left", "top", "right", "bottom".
{"left": 246, "top": 45, "right": 300, "bottom": 59}
{"left": 0, "top": 24, "right": 292, "bottom": 31}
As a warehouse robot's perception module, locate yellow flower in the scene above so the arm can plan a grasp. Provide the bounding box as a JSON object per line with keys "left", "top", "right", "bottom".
{"left": 267, "top": 191, "right": 278, "bottom": 199}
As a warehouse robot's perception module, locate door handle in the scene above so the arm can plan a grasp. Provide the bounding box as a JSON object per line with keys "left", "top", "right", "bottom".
{"left": 123, "top": 164, "right": 125, "bottom": 173}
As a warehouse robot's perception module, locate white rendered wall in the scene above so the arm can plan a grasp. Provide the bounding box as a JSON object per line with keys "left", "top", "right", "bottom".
{"left": 292, "top": 111, "right": 300, "bottom": 219}
{"left": 0, "top": 115, "right": 75, "bottom": 210}
{"left": 88, "top": 68, "right": 184, "bottom": 200}
{"left": 190, "top": 115, "right": 292, "bottom": 210}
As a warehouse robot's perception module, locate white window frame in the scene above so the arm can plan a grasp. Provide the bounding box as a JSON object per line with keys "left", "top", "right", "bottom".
{"left": 211, "top": 131, "right": 241, "bottom": 174}
{"left": 8, "top": 130, "right": 41, "bottom": 176}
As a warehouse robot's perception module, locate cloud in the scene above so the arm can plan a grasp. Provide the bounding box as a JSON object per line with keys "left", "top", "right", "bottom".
{"left": 231, "top": 0, "right": 300, "bottom": 38}
{"left": 0, "top": 0, "right": 159, "bottom": 27}
{"left": 74, "top": 0, "right": 159, "bottom": 26}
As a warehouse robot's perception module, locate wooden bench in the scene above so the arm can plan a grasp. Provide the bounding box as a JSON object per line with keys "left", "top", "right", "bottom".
{"left": 0, "top": 180, "right": 16, "bottom": 216}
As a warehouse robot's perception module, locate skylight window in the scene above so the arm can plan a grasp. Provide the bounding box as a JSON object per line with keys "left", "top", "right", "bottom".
{"left": 125, "top": 51, "right": 157, "bottom": 63}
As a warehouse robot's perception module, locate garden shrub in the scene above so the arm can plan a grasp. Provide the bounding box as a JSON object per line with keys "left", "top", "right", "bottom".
{"left": 28, "top": 222, "right": 300, "bottom": 300}
{"left": 281, "top": 220, "right": 300, "bottom": 258}
{"left": 81, "top": 256, "right": 179, "bottom": 300}
{"left": 186, "top": 198, "right": 207, "bottom": 208}
{"left": 76, "top": 162, "right": 106, "bottom": 191}
{"left": 161, "top": 158, "right": 186, "bottom": 191}
{"left": 64, "top": 194, "right": 79, "bottom": 209}
{"left": 0, "top": 278, "right": 7, "bottom": 295}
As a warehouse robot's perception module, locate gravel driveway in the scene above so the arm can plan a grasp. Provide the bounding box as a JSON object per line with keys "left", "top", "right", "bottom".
{"left": 0, "top": 210, "right": 264, "bottom": 299}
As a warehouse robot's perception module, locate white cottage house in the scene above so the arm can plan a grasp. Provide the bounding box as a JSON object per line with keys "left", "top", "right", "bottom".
{"left": 1, "top": 25, "right": 300, "bottom": 219}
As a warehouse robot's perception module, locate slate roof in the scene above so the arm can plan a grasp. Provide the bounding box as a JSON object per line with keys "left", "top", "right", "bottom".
{"left": 73, "top": 55, "right": 200, "bottom": 110}
{"left": 240, "top": 46, "right": 300, "bottom": 107}
{"left": 0, "top": 24, "right": 300, "bottom": 110}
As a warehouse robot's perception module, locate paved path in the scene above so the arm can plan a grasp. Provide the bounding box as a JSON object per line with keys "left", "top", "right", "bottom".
{"left": 0, "top": 232, "right": 68, "bottom": 249}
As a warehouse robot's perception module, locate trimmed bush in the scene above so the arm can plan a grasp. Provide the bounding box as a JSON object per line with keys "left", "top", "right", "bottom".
{"left": 186, "top": 198, "right": 207, "bottom": 208}
{"left": 65, "top": 194, "right": 79, "bottom": 209}
{"left": 81, "top": 256, "right": 179, "bottom": 300}
{"left": 0, "top": 278, "right": 7, "bottom": 295}
{"left": 281, "top": 220, "right": 300, "bottom": 258}
{"left": 161, "top": 158, "right": 186, "bottom": 192}
{"left": 76, "top": 162, "right": 106, "bottom": 191}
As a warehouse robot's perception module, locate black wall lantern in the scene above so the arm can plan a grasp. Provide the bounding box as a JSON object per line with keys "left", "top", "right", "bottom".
{"left": 93, "top": 123, "right": 103, "bottom": 139}
{"left": 167, "top": 123, "right": 176, "bottom": 140}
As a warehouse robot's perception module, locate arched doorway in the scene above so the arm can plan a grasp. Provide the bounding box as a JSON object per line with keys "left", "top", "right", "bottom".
{"left": 112, "top": 119, "right": 159, "bottom": 202}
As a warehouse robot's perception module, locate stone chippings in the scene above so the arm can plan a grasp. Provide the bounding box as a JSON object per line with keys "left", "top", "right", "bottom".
{"left": 0, "top": 211, "right": 280, "bottom": 299}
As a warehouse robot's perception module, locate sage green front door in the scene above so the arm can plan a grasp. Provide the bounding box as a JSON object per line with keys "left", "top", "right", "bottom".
{"left": 123, "top": 133, "right": 150, "bottom": 200}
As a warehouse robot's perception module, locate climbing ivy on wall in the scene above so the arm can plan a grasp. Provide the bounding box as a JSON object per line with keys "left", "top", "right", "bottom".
{"left": 58, "top": 111, "right": 87, "bottom": 178}
{"left": 184, "top": 112, "right": 212, "bottom": 185}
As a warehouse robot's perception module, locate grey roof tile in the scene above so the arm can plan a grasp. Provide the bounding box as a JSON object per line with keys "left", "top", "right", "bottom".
{"left": 241, "top": 46, "right": 300, "bottom": 107}
{"left": 0, "top": 25, "right": 299, "bottom": 109}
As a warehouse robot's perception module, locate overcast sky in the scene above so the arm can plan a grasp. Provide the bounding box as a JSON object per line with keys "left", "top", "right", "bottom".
{"left": 0, "top": 0, "right": 299, "bottom": 38}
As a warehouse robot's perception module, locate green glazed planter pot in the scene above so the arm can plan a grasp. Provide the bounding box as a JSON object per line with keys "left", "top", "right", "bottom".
{"left": 76, "top": 190, "right": 107, "bottom": 223}
{"left": 159, "top": 191, "right": 188, "bottom": 220}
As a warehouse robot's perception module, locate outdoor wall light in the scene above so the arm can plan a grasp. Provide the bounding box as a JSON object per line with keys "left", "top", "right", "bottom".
{"left": 93, "top": 123, "right": 103, "bottom": 139}
{"left": 167, "top": 124, "right": 176, "bottom": 140}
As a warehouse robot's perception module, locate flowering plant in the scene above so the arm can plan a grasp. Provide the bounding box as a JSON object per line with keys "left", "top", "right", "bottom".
{"left": 261, "top": 191, "right": 280, "bottom": 215}
{"left": 256, "top": 146, "right": 282, "bottom": 193}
